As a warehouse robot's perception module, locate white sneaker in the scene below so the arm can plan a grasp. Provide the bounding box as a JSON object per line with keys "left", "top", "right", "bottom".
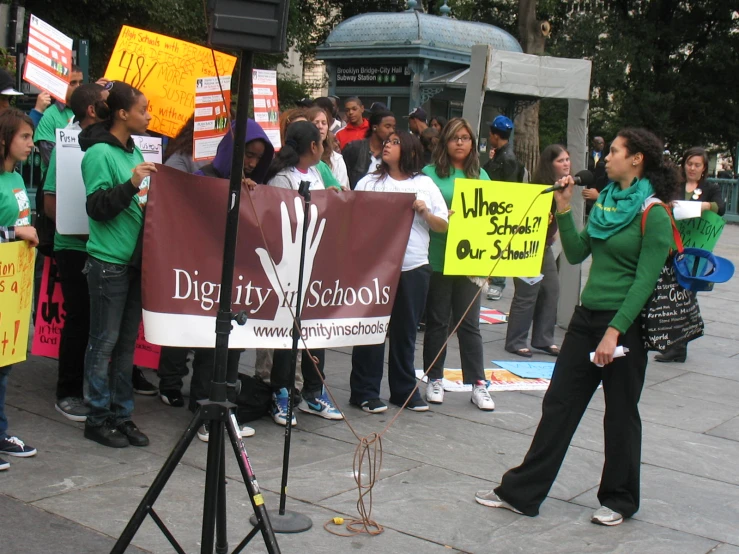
{"left": 474, "top": 490, "right": 522, "bottom": 514}
{"left": 471, "top": 384, "right": 495, "bottom": 411}
{"left": 591, "top": 506, "right": 623, "bottom": 526}
{"left": 426, "top": 379, "right": 445, "bottom": 404}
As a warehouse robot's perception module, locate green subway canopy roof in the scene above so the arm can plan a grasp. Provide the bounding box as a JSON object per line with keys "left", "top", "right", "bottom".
{"left": 317, "top": 10, "right": 522, "bottom": 63}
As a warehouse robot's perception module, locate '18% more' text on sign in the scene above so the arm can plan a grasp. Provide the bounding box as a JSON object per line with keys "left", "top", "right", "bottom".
{"left": 443, "top": 179, "right": 552, "bottom": 277}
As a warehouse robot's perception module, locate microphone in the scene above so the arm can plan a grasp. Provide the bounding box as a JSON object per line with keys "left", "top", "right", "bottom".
{"left": 541, "top": 170, "right": 595, "bottom": 194}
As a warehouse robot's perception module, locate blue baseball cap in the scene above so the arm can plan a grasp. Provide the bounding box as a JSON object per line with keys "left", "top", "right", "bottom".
{"left": 673, "top": 248, "right": 735, "bottom": 292}
{"left": 489, "top": 115, "right": 513, "bottom": 132}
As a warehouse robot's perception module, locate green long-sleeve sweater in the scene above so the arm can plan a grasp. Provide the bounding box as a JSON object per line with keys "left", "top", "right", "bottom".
{"left": 556, "top": 205, "right": 673, "bottom": 334}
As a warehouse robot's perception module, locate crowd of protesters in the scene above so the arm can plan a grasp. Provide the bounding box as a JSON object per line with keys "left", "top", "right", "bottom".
{"left": 0, "top": 70, "right": 729, "bottom": 531}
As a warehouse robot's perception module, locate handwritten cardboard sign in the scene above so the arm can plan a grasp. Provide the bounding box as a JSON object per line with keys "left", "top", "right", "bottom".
{"left": 193, "top": 75, "right": 231, "bottom": 161}
{"left": 443, "top": 180, "right": 551, "bottom": 277}
{"left": 0, "top": 242, "right": 35, "bottom": 365}
{"left": 55, "top": 128, "right": 162, "bottom": 235}
{"left": 104, "top": 26, "right": 237, "bottom": 137}
{"left": 31, "top": 256, "right": 161, "bottom": 368}
{"left": 23, "top": 15, "right": 73, "bottom": 103}
{"left": 676, "top": 210, "right": 725, "bottom": 252}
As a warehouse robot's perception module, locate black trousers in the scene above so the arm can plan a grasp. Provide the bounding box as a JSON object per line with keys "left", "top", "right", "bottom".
{"left": 271, "top": 349, "right": 325, "bottom": 394}
{"left": 350, "top": 264, "right": 431, "bottom": 405}
{"left": 495, "top": 306, "right": 648, "bottom": 518}
{"left": 55, "top": 250, "right": 90, "bottom": 400}
{"left": 423, "top": 272, "right": 485, "bottom": 384}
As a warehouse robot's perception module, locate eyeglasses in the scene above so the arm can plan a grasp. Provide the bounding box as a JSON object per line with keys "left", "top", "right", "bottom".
{"left": 382, "top": 139, "right": 401, "bottom": 146}
{"left": 449, "top": 136, "right": 472, "bottom": 144}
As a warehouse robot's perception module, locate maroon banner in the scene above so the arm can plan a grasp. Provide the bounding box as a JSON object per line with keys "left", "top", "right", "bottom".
{"left": 142, "top": 165, "right": 414, "bottom": 349}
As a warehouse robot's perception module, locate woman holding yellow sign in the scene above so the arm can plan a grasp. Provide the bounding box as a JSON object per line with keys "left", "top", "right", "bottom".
{"left": 476, "top": 128, "right": 678, "bottom": 527}
{"left": 421, "top": 118, "right": 495, "bottom": 411}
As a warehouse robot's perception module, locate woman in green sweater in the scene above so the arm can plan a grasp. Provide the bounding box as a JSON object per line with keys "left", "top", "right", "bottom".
{"left": 421, "top": 118, "right": 495, "bottom": 411}
{"left": 80, "top": 82, "right": 157, "bottom": 449}
{"left": 475, "top": 128, "right": 678, "bottom": 526}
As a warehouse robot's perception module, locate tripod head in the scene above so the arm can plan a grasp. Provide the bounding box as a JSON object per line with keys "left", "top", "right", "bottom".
{"left": 298, "top": 180, "right": 312, "bottom": 201}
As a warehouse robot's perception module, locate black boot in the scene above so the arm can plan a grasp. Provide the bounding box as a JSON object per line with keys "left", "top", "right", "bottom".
{"left": 654, "top": 344, "right": 687, "bottom": 363}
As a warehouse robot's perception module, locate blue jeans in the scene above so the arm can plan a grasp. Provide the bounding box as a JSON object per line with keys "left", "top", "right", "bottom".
{"left": 0, "top": 365, "right": 11, "bottom": 441}
{"left": 83, "top": 257, "right": 142, "bottom": 427}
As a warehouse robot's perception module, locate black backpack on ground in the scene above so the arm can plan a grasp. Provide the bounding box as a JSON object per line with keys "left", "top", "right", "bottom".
{"left": 235, "top": 374, "right": 273, "bottom": 422}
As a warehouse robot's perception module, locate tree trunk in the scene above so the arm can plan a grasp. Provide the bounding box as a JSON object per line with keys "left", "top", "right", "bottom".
{"left": 514, "top": 0, "right": 548, "bottom": 175}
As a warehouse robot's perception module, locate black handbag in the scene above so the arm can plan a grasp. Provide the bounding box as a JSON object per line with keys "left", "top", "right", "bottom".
{"left": 640, "top": 203, "right": 704, "bottom": 352}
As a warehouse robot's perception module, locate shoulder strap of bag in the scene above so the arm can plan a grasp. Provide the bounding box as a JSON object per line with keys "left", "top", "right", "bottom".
{"left": 641, "top": 201, "right": 683, "bottom": 253}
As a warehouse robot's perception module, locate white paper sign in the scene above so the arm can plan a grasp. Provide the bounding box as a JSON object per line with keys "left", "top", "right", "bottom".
{"left": 672, "top": 200, "right": 702, "bottom": 221}
{"left": 55, "top": 129, "right": 162, "bottom": 235}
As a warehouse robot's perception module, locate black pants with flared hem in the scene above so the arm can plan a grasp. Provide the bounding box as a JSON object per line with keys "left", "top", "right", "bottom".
{"left": 495, "top": 306, "right": 647, "bottom": 518}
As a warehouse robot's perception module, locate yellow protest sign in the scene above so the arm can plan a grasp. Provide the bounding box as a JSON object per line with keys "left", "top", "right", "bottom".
{"left": 0, "top": 242, "right": 36, "bottom": 365}
{"left": 104, "top": 26, "right": 237, "bottom": 137}
{"left": 443, "top": 179, "right": 552, "bottom": 277}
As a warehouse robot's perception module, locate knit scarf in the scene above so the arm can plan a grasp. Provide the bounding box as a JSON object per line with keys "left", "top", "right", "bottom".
{"left": 588, "top": 178, "right": 655, "bottom": 240}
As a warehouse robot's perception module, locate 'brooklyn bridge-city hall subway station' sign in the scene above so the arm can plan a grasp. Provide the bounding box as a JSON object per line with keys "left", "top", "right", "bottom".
{"left": 336, "top": 64, "right": 412, "bottom": 87}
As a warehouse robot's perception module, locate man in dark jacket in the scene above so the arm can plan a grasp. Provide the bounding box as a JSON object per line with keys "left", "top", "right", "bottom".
{"left": 342, "top": 110, "right": 396, "bottom": 189}
{"left": 482, "top": 115, "right": 525, "bottom": 300}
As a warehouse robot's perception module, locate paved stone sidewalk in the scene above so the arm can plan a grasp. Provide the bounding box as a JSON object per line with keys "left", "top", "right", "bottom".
{"left": 2, "top": 226, "right": 738, "bottom": 553}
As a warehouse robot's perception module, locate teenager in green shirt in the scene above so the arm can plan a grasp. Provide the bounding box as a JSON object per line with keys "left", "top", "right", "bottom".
{"left": 43, "top": 83, "right": 109, "bottom": 423}
{"left": 0, "top": 109, "right": 40, "bottom": 467}
{"left": 477, "top": 128, "right": 677, "bottom": 527}
{"left": 79, "top": 82, "right": 156, "bottom": 449}
{"left": 421, "top": 118, "right": 495, "bottom": 412}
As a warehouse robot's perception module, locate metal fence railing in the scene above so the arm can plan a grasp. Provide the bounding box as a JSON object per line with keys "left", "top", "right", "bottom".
{"left": 706, "top": 178, "right": 739, "bottom": 223}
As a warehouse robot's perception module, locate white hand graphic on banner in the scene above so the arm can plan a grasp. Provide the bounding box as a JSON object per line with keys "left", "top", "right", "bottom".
{"left": 255, "top": 196, "right": 326, "bottom": 322}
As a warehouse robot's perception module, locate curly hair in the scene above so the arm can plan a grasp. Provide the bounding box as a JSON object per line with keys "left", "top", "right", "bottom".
{"left": 431, "top": 117, "right": 480, "bottom": 179}
{"left": 617, "top": 128, "right": 680, "bottom": 202}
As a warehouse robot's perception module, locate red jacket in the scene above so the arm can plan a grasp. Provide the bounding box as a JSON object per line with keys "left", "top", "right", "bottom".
{"left": 336, "top": 119, "right": 370, "bottom": 150}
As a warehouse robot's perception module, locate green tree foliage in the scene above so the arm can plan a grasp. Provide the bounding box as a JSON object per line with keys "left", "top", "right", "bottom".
{"left": 539, "top": 0, "right": 739, "bottom": 155}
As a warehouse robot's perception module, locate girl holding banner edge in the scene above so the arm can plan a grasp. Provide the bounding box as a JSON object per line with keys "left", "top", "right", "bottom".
{"left": 503, "top": 144, "right": 565, "bottom": 358}
{"left": 79, "top": 82, "right": 156, "bottom": 449}
{"left": 420, "top": 117, "right": 495, "bottom": 411}
{"left": 475, "top": 128, "right": 678, "bottom": 526}
{"left": 350, "top": 130, "right": 448, "bottom": 413}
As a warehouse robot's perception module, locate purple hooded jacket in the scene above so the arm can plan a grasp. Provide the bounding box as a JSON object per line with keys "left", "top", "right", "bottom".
{"left": 196, "top": 118, "right": 275, "bottom": 184}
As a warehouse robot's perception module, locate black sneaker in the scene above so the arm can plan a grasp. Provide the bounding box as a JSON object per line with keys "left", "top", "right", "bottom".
{"left": 360, "top": 398, "right": 388, "bottom": 414}
{"left": 159, "top": 389, "right": 185, "bottom": 407}
{"left": 0, "top": 456, "right": 8, "bottom": 471}
{"left": 84, "top": 422, "right": 129, "bottom": 448}
{"left": 405, "top": 398, "right": 430, "bottom": 412}
{"left": 132, "top": 367, "right": 158, "bottom": 396}
{"left": 116, "top": 421, "right": 150, "bottom": 447}
{"left": 0, "top": 436, "right": 36, "bottom": 457}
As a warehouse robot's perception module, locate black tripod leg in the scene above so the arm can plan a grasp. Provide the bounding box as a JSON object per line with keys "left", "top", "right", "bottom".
{"left": 201, "top": 418, "right": 226, "bottom": 554}
{"left": 225, "top": 412, "right": 281, "bottom": 554}
{"left": 215, "top": 430, "right": 228, "bottom": 554}
{"left": 111, "top": 410, "right": 202, "bottom": 554}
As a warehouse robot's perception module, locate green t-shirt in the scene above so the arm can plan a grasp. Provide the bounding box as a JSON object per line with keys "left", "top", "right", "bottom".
{"left": 317, "top": 160, "right": 341, "bottom": 190}
{"left": 556, "top": 206, "right": 673, "bottom": 334}
{"left": 422, "top": 164, "right": 491, "bottom": 272}
{"left": 82, "top": 143, "right": 146, "bottom": 265}
{"left": 34, "top": 105, "right": 75, "bottom": 173}
{"left": 43, "top": 148, "right": 87, "bottom": 252}
{"left": 0, "top": 171, "right": 31, "bottom": 227}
